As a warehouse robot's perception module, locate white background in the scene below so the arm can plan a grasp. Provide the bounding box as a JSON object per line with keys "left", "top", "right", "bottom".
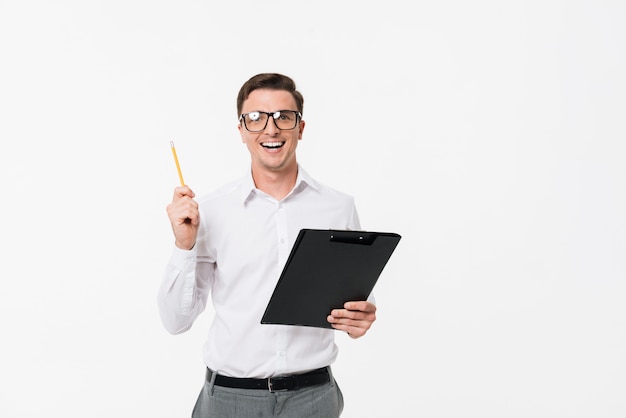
{"left": 1, "top": 1, "right": 625, "bottom": 417}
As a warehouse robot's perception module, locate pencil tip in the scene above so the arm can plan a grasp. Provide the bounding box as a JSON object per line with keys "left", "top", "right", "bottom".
{"left": 170, "top": 141, "right": 175, "bottom": 148}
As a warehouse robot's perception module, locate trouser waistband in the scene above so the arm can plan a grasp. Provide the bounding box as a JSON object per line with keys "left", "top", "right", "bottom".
{"left": 206, "top": 367, "right": 331, "bottom": 392}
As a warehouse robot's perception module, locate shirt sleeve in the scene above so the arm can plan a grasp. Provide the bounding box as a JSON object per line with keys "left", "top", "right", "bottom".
{"left": 349, "top": 198, "right": 361, "bottom": 230}
{"left": 157, "top": 245, "right": 213, "bottom": 334}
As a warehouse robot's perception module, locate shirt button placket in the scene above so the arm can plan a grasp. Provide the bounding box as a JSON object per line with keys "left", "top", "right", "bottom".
{"left": 275, "top": 202, "right": 288, "bottom": 371}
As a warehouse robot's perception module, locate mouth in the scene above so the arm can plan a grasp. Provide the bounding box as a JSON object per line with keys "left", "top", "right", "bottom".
{"left": 261, "top": 141, "right": 285, "bottom": 149}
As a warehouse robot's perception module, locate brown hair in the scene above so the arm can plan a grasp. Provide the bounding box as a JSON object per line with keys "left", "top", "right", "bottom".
{"left": 236, "top": 73, "right": 304, "bottom": 116}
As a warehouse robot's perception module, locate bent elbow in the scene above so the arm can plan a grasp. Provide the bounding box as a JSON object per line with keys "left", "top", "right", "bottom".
{"left": 159, "top": 313, "right": 193, "bottom": 335}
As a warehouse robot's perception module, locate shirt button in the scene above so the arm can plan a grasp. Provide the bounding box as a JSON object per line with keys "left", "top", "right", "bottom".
{"left": 278, "top": 351, "right": 285, "bottom": 357}
{"left": 280, "top": 238, "right": 285, "bottom": 244}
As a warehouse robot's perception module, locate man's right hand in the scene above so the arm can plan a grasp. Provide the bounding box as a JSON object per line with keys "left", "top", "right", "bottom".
{"left": 166, "top": 186, "right": 199, "bottom": 250}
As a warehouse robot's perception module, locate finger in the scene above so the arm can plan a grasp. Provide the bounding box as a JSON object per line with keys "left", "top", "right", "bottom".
{"left": 330, "top": 308, "right": 372, "bottom": 322}
{"left": 173, "top": 186, "right": 195, "bottom": 200}
{"left": 330, "top": 322, "right": 365, "bottom": 339}
{"left": 167, "top": 202, "right": 197, "bottom": 224}
{"left": 343, "top": 301, "right": 376, "bottom": 313}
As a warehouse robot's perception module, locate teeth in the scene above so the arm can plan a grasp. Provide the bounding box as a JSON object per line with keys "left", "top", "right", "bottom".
{"left": 262, "top": 142, "right": 283, "bottom": 148}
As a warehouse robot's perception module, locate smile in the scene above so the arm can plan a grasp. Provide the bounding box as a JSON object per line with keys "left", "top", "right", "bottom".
{"left": 261, "top": 141, "right": 285, "bottom": 149}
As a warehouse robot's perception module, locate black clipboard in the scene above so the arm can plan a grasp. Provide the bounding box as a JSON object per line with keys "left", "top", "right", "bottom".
{"left": 261, "top": 228, "right": 401, "bottom": 329}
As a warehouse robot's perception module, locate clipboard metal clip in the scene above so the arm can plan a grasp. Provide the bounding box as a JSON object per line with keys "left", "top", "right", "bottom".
{"left": 329, "top": 231, "right": 376, "bottom": 245}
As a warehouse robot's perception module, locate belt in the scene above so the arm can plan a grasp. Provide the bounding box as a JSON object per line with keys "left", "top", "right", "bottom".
{"left": 207, "top": 367, "right": 330, "bottom": 392}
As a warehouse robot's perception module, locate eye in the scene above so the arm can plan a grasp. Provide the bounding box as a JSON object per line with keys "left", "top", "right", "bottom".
{"left": 274, "top": 111, "right": 292, "bottom": 121}
{"left": 247, "top": 111, "right": 261, "bottom": 122}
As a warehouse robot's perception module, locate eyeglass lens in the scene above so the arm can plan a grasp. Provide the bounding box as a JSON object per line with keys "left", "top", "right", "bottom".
{"left": 243, "top": 111, "right": 299, "bottom": 132}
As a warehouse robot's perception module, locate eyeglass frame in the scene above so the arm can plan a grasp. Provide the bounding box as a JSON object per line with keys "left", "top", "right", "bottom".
{"left": 239, "top": 110, "right": 303, "bottom": 132}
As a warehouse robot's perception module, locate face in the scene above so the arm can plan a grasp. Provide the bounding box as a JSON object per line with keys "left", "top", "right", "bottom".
{"left": 238, "top": 89, "right": 305, "bottom": 176}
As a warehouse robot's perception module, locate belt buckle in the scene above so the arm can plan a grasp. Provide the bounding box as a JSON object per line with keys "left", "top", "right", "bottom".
{"left": 267, "top": 377, "right": 288, "bottom": 392}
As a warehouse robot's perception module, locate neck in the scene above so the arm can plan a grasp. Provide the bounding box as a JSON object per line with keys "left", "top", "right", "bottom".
{"left": 252, "top": 164, "right": 298, "bottom": 200}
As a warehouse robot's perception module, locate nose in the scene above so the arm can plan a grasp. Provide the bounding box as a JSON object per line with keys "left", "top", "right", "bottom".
{"left": 263, "top": 115, "right": 280, "bottom": 134}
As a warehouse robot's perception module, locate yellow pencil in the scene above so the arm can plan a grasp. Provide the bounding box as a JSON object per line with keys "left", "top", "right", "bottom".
{"left": 170, "top": 141, "right": 185, "bottom": 186}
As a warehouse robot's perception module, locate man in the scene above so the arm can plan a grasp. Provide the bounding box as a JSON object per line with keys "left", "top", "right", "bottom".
{"left": 158, "top": 73, "right": 377, "bottom": 418}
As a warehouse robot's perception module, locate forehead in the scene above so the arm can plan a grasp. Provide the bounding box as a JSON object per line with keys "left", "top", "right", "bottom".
{"left": 242, "top": 89, "right": 297, "bottom": 112}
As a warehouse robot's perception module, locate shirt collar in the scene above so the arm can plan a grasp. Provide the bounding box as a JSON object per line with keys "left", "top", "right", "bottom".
{"left": 239, "top": 164, "right": 319, "bottom": 204}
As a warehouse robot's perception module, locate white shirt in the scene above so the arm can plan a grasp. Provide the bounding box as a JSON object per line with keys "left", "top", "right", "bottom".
{"left": 157, "top": 165, "right": 361, "bottom": 378}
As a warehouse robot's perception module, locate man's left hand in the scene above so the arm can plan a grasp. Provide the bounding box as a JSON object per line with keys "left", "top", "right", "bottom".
{"left": 327, "top": 301, "right": 377, "bottom": 339}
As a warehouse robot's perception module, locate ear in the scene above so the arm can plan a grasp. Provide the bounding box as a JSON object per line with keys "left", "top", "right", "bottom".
{"left": 298, "top": 120, "right": 305, "bottom": 140}
{"left": 237, "top": 123, "right": 246, "bottom": 142}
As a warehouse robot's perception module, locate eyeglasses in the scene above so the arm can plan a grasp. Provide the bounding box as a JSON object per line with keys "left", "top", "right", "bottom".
{"left": 239, "top": 110, "right": 302, "bottom": 132}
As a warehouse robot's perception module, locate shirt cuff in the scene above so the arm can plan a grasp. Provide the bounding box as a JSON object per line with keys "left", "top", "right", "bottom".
{"left": 169, "top": 244, "right": 197, "bottom": 270}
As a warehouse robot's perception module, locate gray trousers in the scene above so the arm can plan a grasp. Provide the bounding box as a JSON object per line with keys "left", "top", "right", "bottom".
{"left": 191, "top": 368, "right": 344, "bottom": 418}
